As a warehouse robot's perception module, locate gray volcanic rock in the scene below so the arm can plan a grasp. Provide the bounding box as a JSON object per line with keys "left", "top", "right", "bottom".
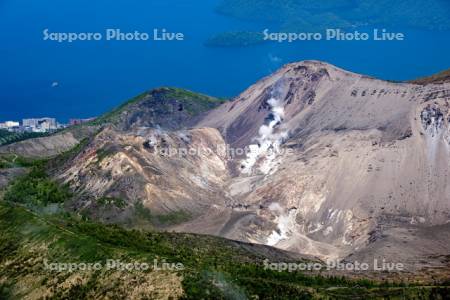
{"left": 57, "top": 61, "right": 450, "bottom": 270}
{"left": 58, "top": 125, "right": 231, "bottom": 226}
{"left": 193, "top": 61, "right": 450, "bottom": 266}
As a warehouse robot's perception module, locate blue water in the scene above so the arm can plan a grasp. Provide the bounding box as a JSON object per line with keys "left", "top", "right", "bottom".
{"left": 1, "top": 0, "right": 450, "bottom": 122}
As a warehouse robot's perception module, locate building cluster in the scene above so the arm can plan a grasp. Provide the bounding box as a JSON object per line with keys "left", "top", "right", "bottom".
{"left": 0, "top": 121, "right": 20, "bottom": 130}
{"left": 0, "top": 118, "right": 62, "bottom": 133}
{"left": 22, "top": 118, "right": 59, "bottom": 132}
{"left": 0, "top": 116, "right": 97, "bottom": 133}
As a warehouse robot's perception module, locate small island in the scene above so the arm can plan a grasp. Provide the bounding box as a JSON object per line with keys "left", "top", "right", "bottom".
{"left": 205, "top": 31, "right": 266, "bottom": 47}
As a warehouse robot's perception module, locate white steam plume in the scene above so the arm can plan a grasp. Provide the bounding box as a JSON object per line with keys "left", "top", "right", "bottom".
{"left": 241, "top": 97, "right": 288, "bottom": 175}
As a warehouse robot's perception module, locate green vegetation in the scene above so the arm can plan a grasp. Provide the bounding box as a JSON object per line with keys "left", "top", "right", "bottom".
{"left": 4, "top": 166, "right": 71, "bottom": 206}
{"left": 96, "top": 196, "right": 126, "bottom": 208}
{"left": 3, "top": 78, "right": 450, "bottom": 298}
{"left": 216, "top": 0, "right": 450, "bottom": 32}
{"left": 134, "top": 202, "right": 192, "bottom": 226}
{"left": 156, "top": 210, "right": 192, "bottom": 225}
{"left": 134, "top": 201, "right": 154, "bottom": 222}
{"left": 90, "top": 92, "right": 150, "bottom": 125}
{"left": 91, "top": 87, "right": 226, "bottom": 126}
{"left": 212, "top": 0, "right": 450, "bottom": 47}
{"left": 0, "top": 129, "right": 48, "bottom": 146}
{"left": 0, "top": 134, "right": 89, "bottom": 172}
{"left": 0, "top": 144, "right": 449, "bottom": 299}
{"left": 0, "top": 154, "right": 43, "bottom": 169}
{"left": 0, "top": 200, "right": 449, "bottom": 299}
{"left": 45, "top": 138, "right": 90, "bottom": 171}
{"left": 0, "top": 137, "right": 93, "bottom": 205}
{"left": 205, "top": 31, "right": 265, "bottom": 47}
{"left": 95, "top": 146, "right": 115, "bottom": 163}
{"left": 159, "top": 87, "right": 226, "bottom": 116}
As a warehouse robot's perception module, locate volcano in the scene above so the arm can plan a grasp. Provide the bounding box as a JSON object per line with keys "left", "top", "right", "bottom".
{"left": 14, "top": 61, "right": 450, "bottom": 272}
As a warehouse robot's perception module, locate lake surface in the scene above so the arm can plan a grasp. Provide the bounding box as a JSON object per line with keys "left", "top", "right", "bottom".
{"left": 1, "top": 0, "right": 450, "bottom": 122}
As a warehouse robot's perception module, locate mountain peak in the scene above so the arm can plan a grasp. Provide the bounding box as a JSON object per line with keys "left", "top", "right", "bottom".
{"left": 9, "top": 62, "right": 450, "bottom": 270}
{"left": 280, "top": 60, "right": 361, "bottom": 79}
{"left": 93, "top": 87, "right": 225, "bottom": 131}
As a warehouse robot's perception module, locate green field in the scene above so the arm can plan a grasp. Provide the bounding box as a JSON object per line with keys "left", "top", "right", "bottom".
{"left": 0, "top": 129, "right": 48, "bottom": 147}
{"left": 1, "top": 152, "right": 449, "bottom": 298}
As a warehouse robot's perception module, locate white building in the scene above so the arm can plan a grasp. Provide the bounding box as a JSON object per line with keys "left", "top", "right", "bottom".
{"left": 22, "top": 118, "right": 57, "bottom": 132}
{"left": 0, "top": 121, "right": 20, "bottom": 130}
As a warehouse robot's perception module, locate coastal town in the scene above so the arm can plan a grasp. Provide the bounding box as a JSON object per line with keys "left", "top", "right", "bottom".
{"left": 0, "top": 117, "right": 95, "bottom": 133}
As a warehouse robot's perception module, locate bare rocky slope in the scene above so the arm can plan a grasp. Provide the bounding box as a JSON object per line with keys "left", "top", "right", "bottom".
{"left": 55, "top": 61, "right": 450, "bottom": 272}
{"left": 0, "top": 132, "right": 80, "bottom": 158}
{"left": 0, "top": 125, "right": 98, "bottom": 159}
{"left": 411, "top": 67, "right": 450, "bottom": 85}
